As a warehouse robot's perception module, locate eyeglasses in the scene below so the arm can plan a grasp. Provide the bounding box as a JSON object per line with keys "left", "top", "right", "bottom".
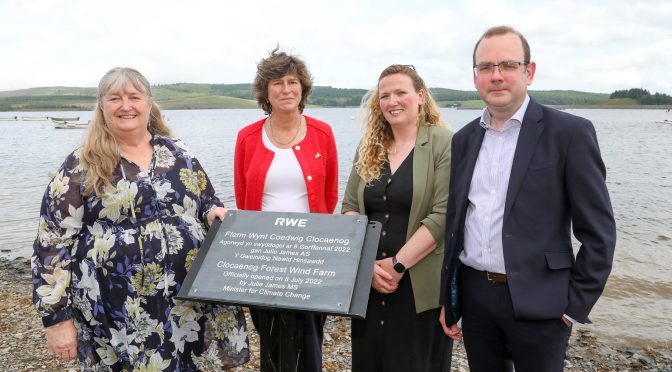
{"left": 473, "top": 61, "right": 528, "bottom": 76}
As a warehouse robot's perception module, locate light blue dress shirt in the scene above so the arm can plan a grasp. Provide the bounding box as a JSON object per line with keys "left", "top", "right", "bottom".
{"left": 459, "top": 95, "right": 530, "bottom": 274}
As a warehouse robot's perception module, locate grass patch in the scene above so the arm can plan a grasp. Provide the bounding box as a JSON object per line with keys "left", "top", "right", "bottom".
{"left": 458, "top": 100, "right": 486, "bottom": 109}
{"left": 595, "top": 98, "right": 640, "bottom": 106}
{"left": 157, "top": 96, "right": 258, "bottom": 109}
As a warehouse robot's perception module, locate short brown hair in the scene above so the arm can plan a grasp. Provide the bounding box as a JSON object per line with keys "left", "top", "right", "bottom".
{"left": 252, "top": 47, "right": 313, "bottom": 114}
{"left": 472, "top": 25, "right": 531, "bottom": 66}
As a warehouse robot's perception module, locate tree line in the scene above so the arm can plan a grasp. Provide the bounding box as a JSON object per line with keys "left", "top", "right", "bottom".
{"left": 610, "top": 88, "right": 672, "bottom": 105}
{"left": 3, "top": 84, "right": 672, "bottom": 111}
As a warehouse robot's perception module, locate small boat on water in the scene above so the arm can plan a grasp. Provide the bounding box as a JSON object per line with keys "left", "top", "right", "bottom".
{"left": 52, "top": 119, "right": 89, "bottom": 129}
{"left": 21, "top": 116, "right": 49, "bottom": 121}
{"left": 49, "top": 116, "right": 80, "bottom": 122}
{"left": 0, "top": 116, "right": 19, "bottom": 121}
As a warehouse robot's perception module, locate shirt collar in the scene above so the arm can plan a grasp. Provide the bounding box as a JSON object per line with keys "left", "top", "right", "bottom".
{"left": 479, "top": 95, "right": 531, "bottom": 130}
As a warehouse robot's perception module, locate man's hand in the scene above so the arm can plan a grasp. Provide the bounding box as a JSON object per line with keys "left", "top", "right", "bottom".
{"left": 439, "top": 306, "right": 463, "bottom": 340}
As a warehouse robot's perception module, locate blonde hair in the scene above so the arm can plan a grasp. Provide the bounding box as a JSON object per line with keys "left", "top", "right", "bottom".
{"left": 81, "top": 67, "right": 171, "bottom": 196}
{"left": 356, "top": 64, "right": 445, "bottom": 184}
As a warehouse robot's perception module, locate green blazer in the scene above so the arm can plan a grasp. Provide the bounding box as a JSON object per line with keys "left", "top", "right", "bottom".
{"left": 342, "top": 124, "right": 452, "bottom": 313}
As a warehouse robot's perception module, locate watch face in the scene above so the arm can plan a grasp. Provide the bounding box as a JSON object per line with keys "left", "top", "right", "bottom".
{"left": 393, "top": 262, "right": 405, "bottom": 273}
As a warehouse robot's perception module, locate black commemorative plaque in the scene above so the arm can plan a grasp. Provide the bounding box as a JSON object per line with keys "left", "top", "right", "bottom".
{"left": 177, "top": 210, "right": 381, "bottom": 317}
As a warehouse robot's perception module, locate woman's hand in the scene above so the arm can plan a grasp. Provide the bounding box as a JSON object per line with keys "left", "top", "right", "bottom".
{"left": 371, "top": 259, "right": 400, "bottom": 294}
{"left": 206, "top": 207, "right": 229, "bottom": 227}
{"left": 377, "top": 256, "right": 403, "bottom": 282}
{"left": 45, "top": 319, "right": 77, "bottom": 360}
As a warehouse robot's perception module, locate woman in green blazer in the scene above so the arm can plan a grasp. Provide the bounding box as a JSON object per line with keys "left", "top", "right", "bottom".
{"left": 341, "top": 64, "right": 453, "bottom": 372}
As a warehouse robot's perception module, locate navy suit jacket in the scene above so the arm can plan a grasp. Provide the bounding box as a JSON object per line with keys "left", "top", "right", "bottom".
{"left": 440, "top": 98, "right": 616, "bottom": 325}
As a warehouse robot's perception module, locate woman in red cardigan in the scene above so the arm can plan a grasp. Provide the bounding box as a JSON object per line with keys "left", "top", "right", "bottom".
{"left": 233, "top": 47, "right": 338, "bottom": 372}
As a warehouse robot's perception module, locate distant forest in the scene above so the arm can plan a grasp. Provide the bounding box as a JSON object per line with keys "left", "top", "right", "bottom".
{"left": 0, "top": 83, "right": 669, "bottom": 111}
{"left": 609, "top": 88, "right": 672, "bottom": 105}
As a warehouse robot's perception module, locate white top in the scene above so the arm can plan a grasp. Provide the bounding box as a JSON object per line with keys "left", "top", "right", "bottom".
{"left": 261, "top": 127, "right": 310, "bottom": 213}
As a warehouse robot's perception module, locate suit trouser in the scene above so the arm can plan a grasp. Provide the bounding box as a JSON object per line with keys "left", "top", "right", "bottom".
{"left": 460, "top": 264, "right": 572, "bottom": 372}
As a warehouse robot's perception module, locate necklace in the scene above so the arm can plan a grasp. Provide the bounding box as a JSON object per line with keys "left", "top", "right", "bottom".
{"left": 269, "top": 114, "right": 302, "bottom": 146}
{"left": 388, "top": 138, "right": 416, "bottom": 157}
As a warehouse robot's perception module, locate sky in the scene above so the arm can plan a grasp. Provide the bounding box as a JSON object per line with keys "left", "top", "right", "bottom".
{"left": 1, "top": 0, "right": 671, "bottom": 95}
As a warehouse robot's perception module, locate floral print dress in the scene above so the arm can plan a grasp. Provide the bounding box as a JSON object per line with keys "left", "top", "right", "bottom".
{"left": 32, "top": 135, "right": 249, "bottom": 371}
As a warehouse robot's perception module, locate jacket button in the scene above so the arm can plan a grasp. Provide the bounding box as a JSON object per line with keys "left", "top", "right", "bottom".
{"left": 295, "top": 145, "right": 301, "bottom": 150}
{"left": 307, "top": 175, "right": 312, "bottom": 181}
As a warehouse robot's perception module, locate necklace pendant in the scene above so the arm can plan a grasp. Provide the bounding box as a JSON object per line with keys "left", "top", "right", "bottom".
{"left": 314, "top": 152, "right": 321, "bottom": 159}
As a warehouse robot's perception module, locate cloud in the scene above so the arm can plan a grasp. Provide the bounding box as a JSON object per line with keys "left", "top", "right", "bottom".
{"left": 0, "top": 0, "right": 671, "bottom": 94}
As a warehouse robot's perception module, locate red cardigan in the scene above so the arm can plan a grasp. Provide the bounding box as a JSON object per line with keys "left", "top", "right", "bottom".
{"left": 234, "top": 116, "right": 338, "bottom": 214}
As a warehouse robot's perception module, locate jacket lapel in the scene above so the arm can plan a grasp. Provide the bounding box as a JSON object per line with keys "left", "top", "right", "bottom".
{"left": 504, "top": 99, "right": 545, "bottom": 221}
{"left": 456, "top": 121, "right": 485, "bottom": 219}
{"left": 464, "top": 122, "right": 485, "bottom": 192}
{"left": 409, "top": 125, "right": 431, "bottom": 239}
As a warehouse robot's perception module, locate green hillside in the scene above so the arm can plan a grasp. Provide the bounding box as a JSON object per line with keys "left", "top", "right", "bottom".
{"left": 0, "top": 86, "right": 96, "bottom": 98}
{"left": 528, "top": 90, "right": 610, "bottom": 105}
{"left": 0, "top": 83, "right": 645, "bottom": 112}
{"left": 158, "top": 95, "right": 258, "bottom": 110}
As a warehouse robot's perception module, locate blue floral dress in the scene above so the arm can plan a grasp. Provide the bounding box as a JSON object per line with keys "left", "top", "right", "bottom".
{"left": 32, "top": 135, "right": 249, "bottom": 371}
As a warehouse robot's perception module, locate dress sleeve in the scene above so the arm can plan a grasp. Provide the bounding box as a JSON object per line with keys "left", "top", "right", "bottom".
{"left": 32, "top": 152, "right": 84, "bottom": 327}
{"left": 192, "top": 157, "right": 224, "bottom": 225}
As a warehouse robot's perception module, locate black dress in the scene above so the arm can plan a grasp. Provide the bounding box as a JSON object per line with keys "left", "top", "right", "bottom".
{"left": 352, "top": 150, "right": 452, "bottom": 372}
{"left": 250, "top": 309, "right": 325, "bottom": 372}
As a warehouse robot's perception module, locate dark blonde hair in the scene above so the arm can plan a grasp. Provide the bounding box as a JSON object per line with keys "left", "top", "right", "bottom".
{"left": 356, "top": 64, "right": 445, "bottom": 184}
{"left": 252, "top": 46, "right": 313, "bottom": 114}
{"left": 81, "top": 67, "right": 171, "bottom": 196}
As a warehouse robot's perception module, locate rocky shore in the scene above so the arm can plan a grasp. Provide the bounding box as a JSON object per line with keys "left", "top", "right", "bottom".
{"left": 2, "top": 257, "right": 669, "bottom": 371}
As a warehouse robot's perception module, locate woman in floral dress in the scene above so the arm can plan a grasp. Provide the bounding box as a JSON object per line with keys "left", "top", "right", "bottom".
{"left": 32, "top": 67, "right": 249, "bottom": 371}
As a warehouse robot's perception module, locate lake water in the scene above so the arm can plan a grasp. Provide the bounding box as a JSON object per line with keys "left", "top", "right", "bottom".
{"left": 1, "top": 107, "right": 670, "bottom": 348}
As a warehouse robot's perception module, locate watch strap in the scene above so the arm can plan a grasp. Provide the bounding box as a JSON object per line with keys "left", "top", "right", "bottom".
{"left": 392, "top": 255, "right": 406, "bottom": 273}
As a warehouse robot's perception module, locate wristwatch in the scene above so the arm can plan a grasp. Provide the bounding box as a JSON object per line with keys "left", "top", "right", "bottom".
{"left": 392, "top": 256, "right": 406, "bottom": 273}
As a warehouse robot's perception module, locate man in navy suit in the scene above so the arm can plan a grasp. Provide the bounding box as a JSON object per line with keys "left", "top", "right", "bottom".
{"left": 439, "top": 25, "right": 616, "bottom": 372}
